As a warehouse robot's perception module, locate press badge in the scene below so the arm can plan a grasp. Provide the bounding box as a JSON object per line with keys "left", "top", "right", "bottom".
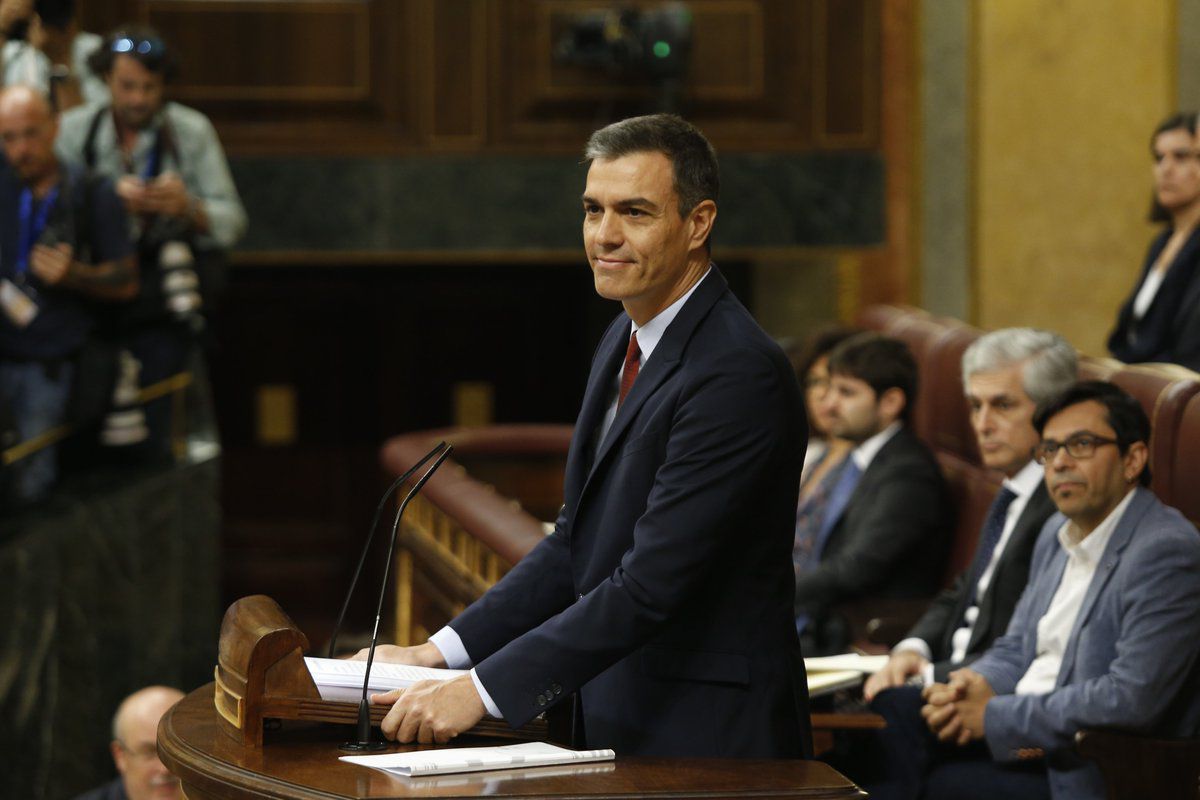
{"left": 0, "top": 278, "right": 38, "bottom": 328}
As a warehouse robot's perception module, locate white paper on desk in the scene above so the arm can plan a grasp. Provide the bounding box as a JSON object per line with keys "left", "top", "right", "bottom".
{"left": 304, "top": 656, "right": 467, "bottom": 702}
{"left": 804, "top": 653, "right": 890, "bottom": 674}
{"left": 340, "top": 741, "right": 616, "bottom": 777}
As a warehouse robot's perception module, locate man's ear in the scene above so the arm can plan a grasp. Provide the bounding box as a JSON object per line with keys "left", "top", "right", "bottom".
{"left": 111, "top": 740, "right": 127, "bottom": 775}
{"left": 1123, "top": 440, "right": 1149, "bottom": 483}
{"left": 686, "top": 199, "right": 716, "bottom": 250}
{"left": 877, "top": 386, "right": 906, "bottom": 424}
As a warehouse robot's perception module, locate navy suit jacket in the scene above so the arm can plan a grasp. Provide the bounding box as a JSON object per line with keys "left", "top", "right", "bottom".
{"left": 794, "top": 426, "right": 952, "bottom": 654}
{"left": 973, "top": 487, "right": 1200, "bottom": 800}
{"left": 450, "top": 267, "right": 812, "bottom": 758}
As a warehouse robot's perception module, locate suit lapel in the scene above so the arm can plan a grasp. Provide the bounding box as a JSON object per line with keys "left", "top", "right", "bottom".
{"left": 563, "top": 317, "right": 631, "bottom": 510}
{"left": 966, "top": 482, "right": 1054, "bottom": 652}
{"left": 1057, "top": 488, "right": 1150, "bottom": 686}
{"left": 582, "top": 266, "right": 727, "bottom": 492}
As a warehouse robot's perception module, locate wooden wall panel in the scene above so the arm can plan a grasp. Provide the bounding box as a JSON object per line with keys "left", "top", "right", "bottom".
{"left": 79, "top": 0, "right": 879, "bottom": 155}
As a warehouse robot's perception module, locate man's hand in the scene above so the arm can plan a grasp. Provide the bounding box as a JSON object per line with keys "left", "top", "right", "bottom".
{"left": 921, "top": 669, "right": 994, "bottom": 746}
{"left": 371, "top": 675, "right": 486, "bottom": 744}
{"left": 30, "top": 243, "right": 73, "bottom": 285}
{"left": 115, "top": 175, "right": 152, "bottom": 215}
{"left": 349, "top": 641, "right": 447, "bottom": 669}
{"left": 145, "top": 173, "right": 191, "bottom": 218}
{"left": 864, "top": 650, "right": 929, "bottom": 701}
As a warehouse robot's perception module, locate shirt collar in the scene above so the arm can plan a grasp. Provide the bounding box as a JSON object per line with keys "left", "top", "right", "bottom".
{"left": 1004, "top": 459, "right": 1044, "bottom": 500}
{"left": 1057, "top": 487, "right": 1136, "bottom": 562}
{"left": 851, "top": 421, "right": 903, "bottom": 471}
{"left": 629, "top": 266, "right": 711, "bottom": 364}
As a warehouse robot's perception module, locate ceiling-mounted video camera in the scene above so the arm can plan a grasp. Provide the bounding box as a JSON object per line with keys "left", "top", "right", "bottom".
{"left": 554, "top": 2, "right": 693, "bottom": 84}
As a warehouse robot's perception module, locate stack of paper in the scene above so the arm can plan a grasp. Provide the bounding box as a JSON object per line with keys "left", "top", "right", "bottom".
{"left": 804, "top": 653, "right": 890, "bottom": 675}
{"left": 304, "top": 656, "right": 467, "bottom": 702}
{"left": 340, "top": 741, "right": 616, "bottom": 777}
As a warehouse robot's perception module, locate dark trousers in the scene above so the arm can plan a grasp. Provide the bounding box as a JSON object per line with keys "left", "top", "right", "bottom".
{"left": 843, "top": 685, "right": 1051, "bottom": 800}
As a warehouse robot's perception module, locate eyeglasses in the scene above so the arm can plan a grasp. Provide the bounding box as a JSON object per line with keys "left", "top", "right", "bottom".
{"left": 116, "top": 740, "right": 160, "bottom": 762}
{"left": 111, "top": 37, "right": 165, "bottom": 57}
{"left": 1033, "top": 433, "right": 1120, "bottom": 464}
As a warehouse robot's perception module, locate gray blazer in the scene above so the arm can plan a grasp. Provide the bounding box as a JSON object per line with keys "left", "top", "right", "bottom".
{"left": 972, "top": 487, "right": 1200, "bottom": 800}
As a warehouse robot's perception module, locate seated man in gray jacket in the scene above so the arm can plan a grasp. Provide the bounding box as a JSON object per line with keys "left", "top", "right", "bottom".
{"left": 866, "top": 381, "right": 1200, "bottom": 800}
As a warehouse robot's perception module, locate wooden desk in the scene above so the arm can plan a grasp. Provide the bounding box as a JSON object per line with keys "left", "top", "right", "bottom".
{"left": 160, "top": 685, "right": 866, "bottom": 799}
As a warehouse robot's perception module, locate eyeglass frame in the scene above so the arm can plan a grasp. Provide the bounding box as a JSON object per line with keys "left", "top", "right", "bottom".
{"left": 1032, "top": 433, "right": 1121, "bottom": 464}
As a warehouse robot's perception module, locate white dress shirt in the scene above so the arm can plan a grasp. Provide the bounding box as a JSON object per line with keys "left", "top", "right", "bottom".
{"left": 1014, "top": 488, "right": 1134, "bottom": 695}
{"left": 430, "top": 269, "right": 712, "bottom": 719}
{"left": 851, "top": 421, "right": 902, "bottom": 472}
{"left": 894, "top": 460, "right": 1044, "bottom": 684}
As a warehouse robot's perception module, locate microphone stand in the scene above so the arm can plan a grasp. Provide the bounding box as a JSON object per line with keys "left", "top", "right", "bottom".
{"left": 327, "top": 441, "right": 448, "bottom": 659}
{"left": 340, "top": 444, "right": 454, "bottom": 752}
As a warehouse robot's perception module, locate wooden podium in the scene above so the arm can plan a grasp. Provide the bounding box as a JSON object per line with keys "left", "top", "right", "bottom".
{"left": 159, "top": 685, "right": 866, "bottom": 799}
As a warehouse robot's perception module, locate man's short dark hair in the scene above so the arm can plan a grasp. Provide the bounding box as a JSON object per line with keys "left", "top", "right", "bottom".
{"left": 34, "top": 0, "right": 74, "bottom": 31}
{"left": 1149, "top": 111, "right": 1198, "bottom": 223}
{"left": 784, "top": 324, "right": 863, "bottom": 384}
{"left": 826, "top": 332, "right": 919, "bottom": 422}
{"left": 1032, "top": 380, "right": 1152, "bottom": 487}
{"left": 87, "top": 24, "right": 179, "bottom": 83}
{"left": 584, "top": 113, "right": 719, "bottom": 224}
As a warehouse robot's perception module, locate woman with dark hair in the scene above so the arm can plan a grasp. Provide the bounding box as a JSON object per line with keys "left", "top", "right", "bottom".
{"left": 1107, "top": 111, "right": 1200, "bottom": 369}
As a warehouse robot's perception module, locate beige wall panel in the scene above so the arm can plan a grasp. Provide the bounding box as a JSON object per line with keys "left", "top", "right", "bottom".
{"left": 974, "top": 0, "right": 1172, "bottom": 355}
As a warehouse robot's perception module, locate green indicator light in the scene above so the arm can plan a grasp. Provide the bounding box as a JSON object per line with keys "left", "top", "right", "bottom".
{"left": 653, "top": 41, "right": 671, "bottom": 58}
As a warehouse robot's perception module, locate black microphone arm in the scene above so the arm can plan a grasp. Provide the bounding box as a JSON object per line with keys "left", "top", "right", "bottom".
{"left": 341, "top": 443, "right": 454, "bottom": 752}
{"left": 326, "top": 440, "right": 449, "bottom": 659}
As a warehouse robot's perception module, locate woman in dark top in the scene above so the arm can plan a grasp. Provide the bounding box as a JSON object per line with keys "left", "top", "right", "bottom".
{"left": 1108, "top": 112, "right": 1200, "bottom": 369}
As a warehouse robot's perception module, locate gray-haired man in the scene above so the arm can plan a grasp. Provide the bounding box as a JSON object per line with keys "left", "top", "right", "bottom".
{"left": 866, "top": 328, "right": 1078, "bottom": 697}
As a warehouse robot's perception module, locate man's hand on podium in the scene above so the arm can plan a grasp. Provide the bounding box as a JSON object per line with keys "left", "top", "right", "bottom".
{"left": 350, "top": 642, "right": 447, "bottom": 668}
{"left": 370, "top": 676, "right": 487, "bottom": 744}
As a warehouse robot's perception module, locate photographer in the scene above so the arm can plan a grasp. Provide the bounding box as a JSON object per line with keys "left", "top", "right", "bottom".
{"left": 0, "top": 85, "right": 134, "bottom": 502}
{"left": 0, "top": 0, "right": 106, "bottom": 112}
{"left": 55, "top": 24, "right": 246, "bottom": 458}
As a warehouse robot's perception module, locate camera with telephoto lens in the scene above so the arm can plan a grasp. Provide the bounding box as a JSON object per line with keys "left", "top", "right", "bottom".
{"left": 159, "top": 240, "right": 203, "bottom": 320}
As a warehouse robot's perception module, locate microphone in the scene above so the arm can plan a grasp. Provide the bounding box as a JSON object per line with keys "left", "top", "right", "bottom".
{"left": 340, "top": 443, "right": 454, "bottom": 752}
{"left": 327, "top": 440, "right": 448, "bottom": 659}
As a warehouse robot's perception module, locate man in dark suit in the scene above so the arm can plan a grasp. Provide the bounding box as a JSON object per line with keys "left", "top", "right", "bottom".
{"left": 864, "top": 328, "right": 1078, "bottom": 695}
{"left": 792, "top": 333, "right": 952, "bottom": 655}
{"left": 360, "top": 114, "right": 811, "bottom": 757}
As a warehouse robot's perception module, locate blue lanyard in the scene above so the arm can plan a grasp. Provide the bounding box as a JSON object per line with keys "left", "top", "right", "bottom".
{"left": 16, "top": 186, "right": 60, "bottom": 277}
{"left": 142, "top": 137, "right": 161, "bottom": 180}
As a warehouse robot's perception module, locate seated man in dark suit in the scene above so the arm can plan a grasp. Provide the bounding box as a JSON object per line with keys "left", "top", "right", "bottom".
{"left": 793, "top": 332, "right": 953, "bottom": 655}
{"left": 866, "top": 381, "right": 1200, "bottom": 800}
{"left": 864, "top": 328, "right": 1077, "bottom": 695}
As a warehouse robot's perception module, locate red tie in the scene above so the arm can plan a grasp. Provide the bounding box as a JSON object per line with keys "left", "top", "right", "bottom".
{"left": 618, "top": 331, "right": 641, "bottom": 407}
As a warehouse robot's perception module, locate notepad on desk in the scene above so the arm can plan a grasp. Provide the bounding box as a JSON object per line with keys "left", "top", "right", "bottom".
{"left": 304, "top": 656, "right": 467, "bottom": 702}
{"left": 340, "top": 741, "right": 616, "bottom": 777}
{"left": 804, "top": 653, "right": 890, "bottom": 675}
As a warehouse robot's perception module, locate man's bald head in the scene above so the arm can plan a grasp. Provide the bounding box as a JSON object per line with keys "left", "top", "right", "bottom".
{"left": 0, "top": 85, "right": 59, "bottom": 186}
{"left": 0, "top": 84, "right": 53, "bottom": 121}
{"left": 111, "top": 685, "right": 184, "bottom": 741}
{"left": 110, "top": 686, "right": 185, "bottom": 800}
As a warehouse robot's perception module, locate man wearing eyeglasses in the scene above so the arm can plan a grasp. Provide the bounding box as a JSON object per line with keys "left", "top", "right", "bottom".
{"left": 70, "top": 685, "right": 184, "bottom": 800}
{"left": 54, "top": 24, "right": 246, "bottom": 455}
{"left": 876, "top": 381, "right": 1200, "bottom": 800}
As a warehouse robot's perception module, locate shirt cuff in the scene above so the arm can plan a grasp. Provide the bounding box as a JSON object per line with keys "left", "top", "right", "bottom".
{"left": 470, "top": 668, "right": 503, "bottom": 719}
{"left": 893, "top": 637, "right": 933, "bottom": 662}
{"left": 429, "top": 626, "right": 472, "bottom": 670}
